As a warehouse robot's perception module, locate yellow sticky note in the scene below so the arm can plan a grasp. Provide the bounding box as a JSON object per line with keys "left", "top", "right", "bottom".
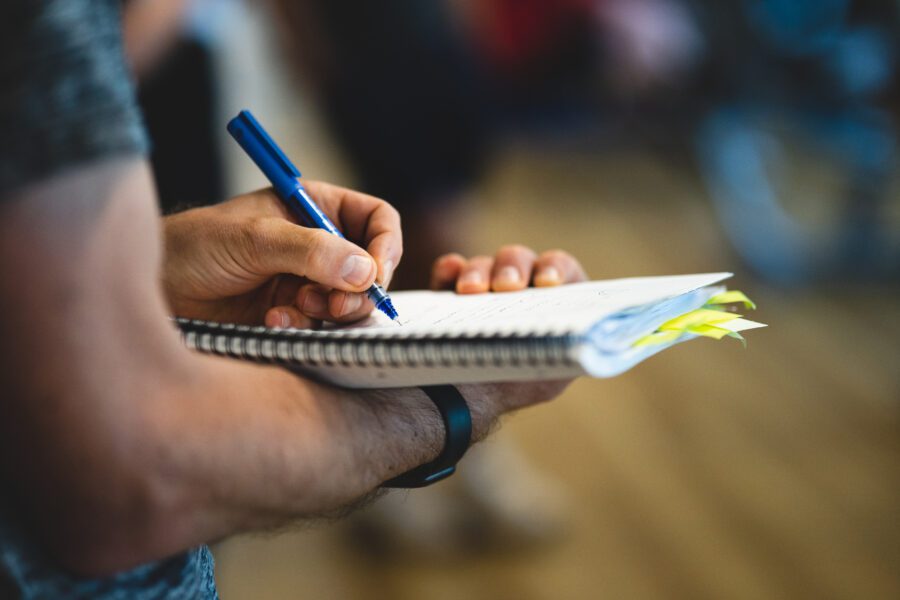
{"left": 658, "top": 308, "right": 741, "bottom": 331}
{"left": 686, "top": 323, "right": 737, "bottom": 340}
{"left": 632, "top": 330, "right": 682, "bottom": 347}
{"left": 706, "top": 290, "right": 757, "bottom": 310}
{"left": 631, "top": 290, "right": 766, "bottom": 348}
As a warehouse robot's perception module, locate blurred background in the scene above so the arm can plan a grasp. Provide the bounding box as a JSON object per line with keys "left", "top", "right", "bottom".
{"left": 126, "top": 0, "right": 898, "bottom": 597}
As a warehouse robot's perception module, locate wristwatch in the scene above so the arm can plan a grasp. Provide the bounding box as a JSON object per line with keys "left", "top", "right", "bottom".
{"left": 382, "top": 385, "right": 472, "bottom": 488}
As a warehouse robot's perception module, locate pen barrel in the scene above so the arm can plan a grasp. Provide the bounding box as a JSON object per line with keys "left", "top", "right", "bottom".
{"left": 288, "top": 188, "right": 344, "bottom": 238}
{"left": 226, "top": 114, "right": 300, "bottom": 200}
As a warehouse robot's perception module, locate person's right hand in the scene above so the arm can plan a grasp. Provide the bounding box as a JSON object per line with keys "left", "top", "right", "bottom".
{"left": 429, "top": 245, "right": 588, "bottom": 425}
{"left": 162, "top": 181, "right": 401, "bottom": 328}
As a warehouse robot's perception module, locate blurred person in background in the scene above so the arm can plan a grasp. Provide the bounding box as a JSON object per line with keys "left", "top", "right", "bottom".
{"left": 274, "top": 0, "right": 704, "bottom": 288}
{"left": 0, "top": 0, "right": 589, "bottom": 597}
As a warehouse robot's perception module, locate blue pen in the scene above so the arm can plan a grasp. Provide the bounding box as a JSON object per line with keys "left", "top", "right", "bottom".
{"left": 227, "top": 110, "right": 399, "bottom": 321}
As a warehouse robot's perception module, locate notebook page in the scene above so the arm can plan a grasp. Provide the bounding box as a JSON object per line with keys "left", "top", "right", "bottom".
{"left": 321, "top": 272, "right": 732, "bottom": 338}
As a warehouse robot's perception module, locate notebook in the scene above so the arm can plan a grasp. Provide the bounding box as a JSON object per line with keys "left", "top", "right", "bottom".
{"left": 176, "top": 272, "right": 763, "bottom": 388}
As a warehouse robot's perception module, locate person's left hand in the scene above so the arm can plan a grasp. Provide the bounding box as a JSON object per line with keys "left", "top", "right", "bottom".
{"left": 162, "top": 181, "right": 402, "bottom": 328}
{"left": 429, "top": 245, "right": 587, "bottom": 293}
{"left": 426, "top": 245, "right": 588, "bottom": 419}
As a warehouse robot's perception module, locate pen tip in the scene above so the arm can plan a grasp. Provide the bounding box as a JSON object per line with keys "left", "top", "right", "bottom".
{"left": 378, "top": 297, "right": 399, "bottom": 321}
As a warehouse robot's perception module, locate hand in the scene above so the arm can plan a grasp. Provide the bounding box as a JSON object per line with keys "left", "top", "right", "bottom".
{"left": 161, "top": 181, "right": 402, "bottom": 327}
{"left": 430, "top": 245, "right": 587, "bottom": 294}
{"left": 429, "top": 245, "right": 588, "bottom": 423}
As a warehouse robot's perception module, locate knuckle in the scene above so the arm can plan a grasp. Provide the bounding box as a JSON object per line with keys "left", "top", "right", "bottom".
{"left": 435, "top": 252, "right": 463, "bottom": 266}
{"left": 540, "top": 249, "right": 569, "bottom": 263}
{"left": 301, "top": 228, "right": 327, "bottom": 253}
{"left": 499, "top": 243, "right": 534, "bottom": 259}
{"left": 245, "top": 217, "right": 277, "bottom": 254}
{"left": 381, "top": 199, "right": 401, "bottom": 223}
{"left": 300, "top": 230, "right": 334, "bottom": 272}
{"left": 467, "top": 256, "right": 494, "bottom": 272}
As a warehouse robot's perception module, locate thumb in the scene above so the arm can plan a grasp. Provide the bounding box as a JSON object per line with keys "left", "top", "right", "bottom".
{"left": 247, "top": 218, "right": 377, "bottom": 291}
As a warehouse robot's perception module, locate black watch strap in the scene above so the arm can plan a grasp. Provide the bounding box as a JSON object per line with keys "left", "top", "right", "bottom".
{"left": 383, "top": 385, "right": 472, "bottom": 488}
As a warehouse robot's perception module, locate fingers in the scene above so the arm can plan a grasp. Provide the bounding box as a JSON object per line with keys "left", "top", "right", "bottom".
{"left": 430, "top": 253, "right": 466, "bottom": 290}
{"left": 264, "top": 305, "right": 319, "bottom": 330}
{"left": 456, "top": 255, "right": 494, "bottom": 294}
{"left": 303, "top": 181, "right": 403, "bottom": 288}
{"left": 433, "top": 247, "right": 588, "bottom": 295}
{"left": 219, "top": 183, "right": 402, "bottom": 288}
{"left": 490, "top": 245, "right": 537, "bottom": 292}
{"left": 328, "top": 290, "right": 374, "bottom": 322}
{"left": 246, "top": 218, "right": 377, "bottom": 292}
{"left": 296, "top": 284, "right": 374, "bottom": 323}
{"left": 367, "top": 227, "right": 400, "bottom": 289}
{"left": 455, "top": 246, "right": 538, "bottom": 294}
{"left": 533, "top": 249, "right": 588, "bottom": 286}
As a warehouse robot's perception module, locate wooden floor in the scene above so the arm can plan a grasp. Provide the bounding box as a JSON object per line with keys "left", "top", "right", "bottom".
{"left": 212, "top": 148, "right": 900, "bottom": 599}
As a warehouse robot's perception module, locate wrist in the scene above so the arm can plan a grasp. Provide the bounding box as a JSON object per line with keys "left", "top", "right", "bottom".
{"left": 347, "top": 387, "right": 446, "bottom": 486}
{"left": 382, "top": 385, "right": 472, "bottom": 488}
{"left": 454, "top": 383, "right": 503, "bottom": 442}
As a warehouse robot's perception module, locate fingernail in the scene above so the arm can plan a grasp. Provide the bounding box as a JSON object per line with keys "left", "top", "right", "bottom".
{"left": 536, "top": 266, "right": 561, "bottom": 286}
{"left": 341, "top": 255, "right": 375, "bottom": 287}
{"left": 339, "top": 293, "right": 364, "bottom": 317}
{"left": 494, "top": 266, "right": 520, "bottom": 286}
{"left": 302, "top": 289, "right": 326, "bottom": 314}
{"left": 267, "top": 310, "right": 290, "bottom": 328}
{"left": 381, "top": 259, "right": 394, "bottom": 289}
{"left": 460, "top": 270, "right": 483, "bottom": 285}
{"left": 456, "top": 271, "right": 484, "bottom": 291}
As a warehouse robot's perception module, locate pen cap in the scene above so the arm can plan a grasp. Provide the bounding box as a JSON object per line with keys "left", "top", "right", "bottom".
{"left": 227, "top": 110, "right": 302, "bottom": 200}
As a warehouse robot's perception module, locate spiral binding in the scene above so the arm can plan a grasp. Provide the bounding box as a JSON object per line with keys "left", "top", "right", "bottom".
{"left": 175, "top": 318, "right": 580, "bottom": 370}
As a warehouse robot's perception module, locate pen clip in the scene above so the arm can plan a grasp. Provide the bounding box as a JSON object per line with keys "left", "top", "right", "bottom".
{"left": 232, "top": 110, "right": 301, "bottom": 179}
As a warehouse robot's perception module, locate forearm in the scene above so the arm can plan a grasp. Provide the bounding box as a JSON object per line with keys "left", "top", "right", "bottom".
{"left": 149, "top": 347, "right": 504, "bottom": 533}
{"left": 50, "top": 345, "right": 505, "bottom": 574}
{"left": 159, "top": 354, "right": 444, "bottom": 526}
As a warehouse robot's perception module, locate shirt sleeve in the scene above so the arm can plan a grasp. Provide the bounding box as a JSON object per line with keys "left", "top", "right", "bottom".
{"left": 0, "top": 0, "right": 148, "bottom": 195}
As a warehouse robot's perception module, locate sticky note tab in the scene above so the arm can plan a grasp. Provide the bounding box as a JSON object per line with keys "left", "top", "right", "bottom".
{"left": 658, "top": 308, "right": 741, "bottom": 331}
{"left": 632, "top": 290, "right": 765, "bottom": 348}
{"left": 685, "top": 323, "right": 738, "bottom": 340}
{"left": 632, "top": 330, "right": 683, "bottom": 347}
{"left": 706, "top": 290, "right": 757, "bottom": 310}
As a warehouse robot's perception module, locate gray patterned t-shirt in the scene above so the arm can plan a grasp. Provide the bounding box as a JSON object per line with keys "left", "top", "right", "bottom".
{"left": 0, "top": 0, "right": 147, "bottom": 193}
